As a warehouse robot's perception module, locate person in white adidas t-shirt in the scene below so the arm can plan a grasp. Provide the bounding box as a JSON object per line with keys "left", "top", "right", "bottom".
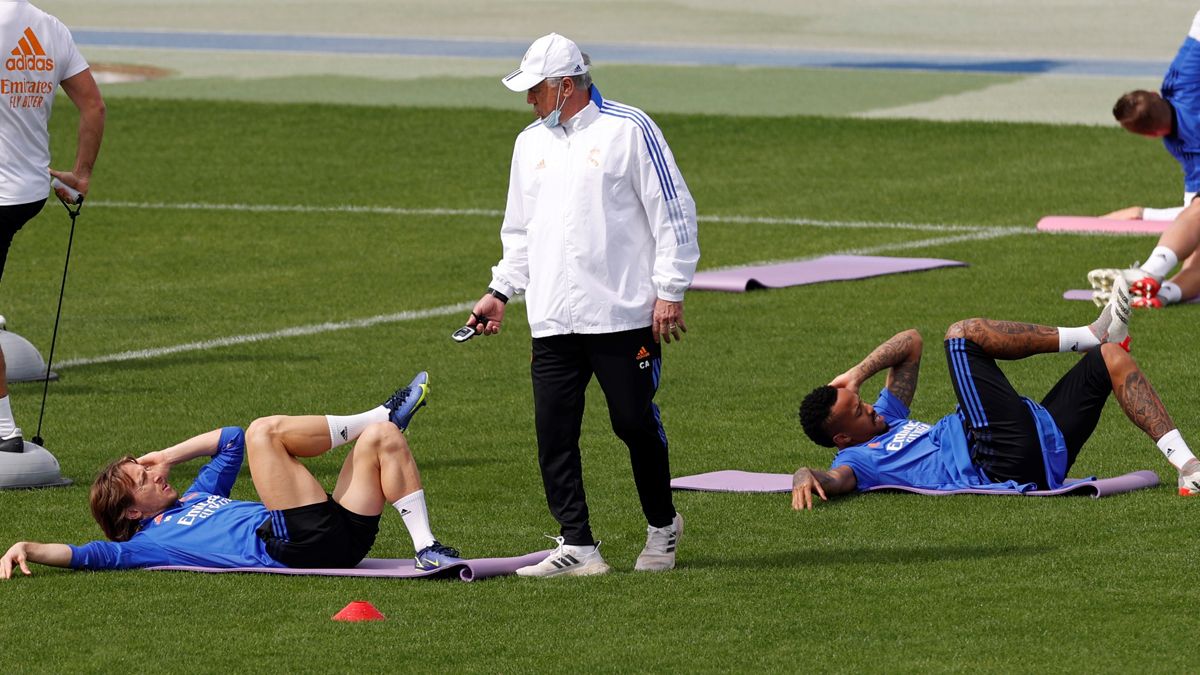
{"left": 0, "top": 0, "right": 104, "bottom": 453}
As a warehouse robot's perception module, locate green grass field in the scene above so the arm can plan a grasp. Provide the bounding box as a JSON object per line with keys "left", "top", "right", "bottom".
{"left": 1, "top": 98, "right": 1197, "bottom": 672}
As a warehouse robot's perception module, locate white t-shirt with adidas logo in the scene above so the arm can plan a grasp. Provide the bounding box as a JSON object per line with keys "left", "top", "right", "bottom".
{"left": 0, "top": 0, "right": 88, "bottom": 205}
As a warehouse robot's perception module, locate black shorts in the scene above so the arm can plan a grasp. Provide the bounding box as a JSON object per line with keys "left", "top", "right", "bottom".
{"left": 256, "top": 495, "right": 380, "bottom": 568}
{"left": 0, "top": 199, "right": 46, "bottom": 281}
{"left": 945, "top": 339, "right": 1111, "bottom": 488}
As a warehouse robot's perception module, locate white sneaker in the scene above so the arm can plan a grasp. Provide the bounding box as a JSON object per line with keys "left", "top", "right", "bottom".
{"left": 516, "top": 536, "right": 610, "bottom": 578}
{"left": 634, "top": 512, "right": 683, "bottom": 572}
{"left": 1179, "top": 459, "right": 1200, "bottom": 496}
{"left": 1089, "top": 276, "right": 1131, "bottom": 351}
{"left": 1088, "top": 267, "right": 1143, "bottom": 293}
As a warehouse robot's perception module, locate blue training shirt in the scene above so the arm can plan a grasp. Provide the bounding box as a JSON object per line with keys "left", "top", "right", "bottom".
{"left": 829, "top": 389, "right": 1071, "bottom": 492}
{"left": 69, "top": 427, "right": 283, "bottom": 570}
{"left": 1161, "top": 19, "right": 1200, "bottom": 193}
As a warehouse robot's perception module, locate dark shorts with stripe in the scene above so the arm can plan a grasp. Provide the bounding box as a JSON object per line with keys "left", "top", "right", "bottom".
{"left": 945, "top": 338, "right": 1112, "bottom": 488}
{"left": 255, "top": 494, "right": 380, "bottom": 568}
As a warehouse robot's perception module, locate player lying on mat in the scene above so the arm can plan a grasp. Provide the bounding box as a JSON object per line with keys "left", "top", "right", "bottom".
{"left": 1089, "top": 198, "right": 1200, "bottom": 309}
{"left": 790, "top": 278, "right": 1200, "bottom": 510}
{"left": 0, "top": 372, "right": 464, "bottom": 579}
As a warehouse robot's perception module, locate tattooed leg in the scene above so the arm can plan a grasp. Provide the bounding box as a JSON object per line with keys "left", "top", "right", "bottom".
{"left": 1101, "top": 343, "right": 1175, "bottom": 441}
{"left": 944, "top": 319, "right": 1058, "bottom": 360}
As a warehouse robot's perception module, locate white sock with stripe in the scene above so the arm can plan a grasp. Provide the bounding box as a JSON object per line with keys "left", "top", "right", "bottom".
{"left": 1140, "top": 246, "right": 1178, "bottom": 280}
{"left": 1159, "top": 281, "right": 1184, "bottom": 305}
{"left": 1157, "top": 429, "right": 1198, "bottom": 472}
{"left": 325, "top": 407, "right": 388, "bottom": 448}
{"left": 1057, "top": 326, "right": 1099, "bottom": 353}
{"left": 393, "top": 489, "right": 435, "bottom": 553}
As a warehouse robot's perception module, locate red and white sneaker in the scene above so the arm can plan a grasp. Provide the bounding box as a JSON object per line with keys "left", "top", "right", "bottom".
{"left": 1131, "top": 295, "right": 1163, "bottom": 309}
{"left": 1180, "top": 471, "right": 1200, "bottom": 496}
{"left": 1088, "top": 267, "right": 1160, "bottom": 302}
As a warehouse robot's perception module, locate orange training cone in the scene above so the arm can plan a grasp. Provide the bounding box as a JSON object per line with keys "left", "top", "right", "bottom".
{"left": 332, "top": 600, "right": 385, "bottom": 622}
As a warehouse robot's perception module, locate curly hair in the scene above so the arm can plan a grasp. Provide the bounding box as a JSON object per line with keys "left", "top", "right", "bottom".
{"left": 89, "top": 456, "right": 141, "bottom": 542}
{"left": 798, "top": 385, "right": 838, "bottom": 448}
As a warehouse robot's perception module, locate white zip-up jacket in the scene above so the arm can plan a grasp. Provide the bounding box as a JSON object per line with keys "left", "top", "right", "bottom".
{"left": 489, "top": 87, "right": 699, "bottom": 338}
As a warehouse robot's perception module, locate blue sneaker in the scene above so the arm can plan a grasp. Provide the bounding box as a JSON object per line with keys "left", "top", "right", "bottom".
{"left": 383, "top": 372, "right": 428, "bottom": 431}
{"left": 414, "top": 541, "right": 463, "bottom": 571}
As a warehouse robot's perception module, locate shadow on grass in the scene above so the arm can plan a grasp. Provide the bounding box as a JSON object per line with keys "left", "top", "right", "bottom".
{"left": 684, "top": 542, "right": 1054, "bottom": 569}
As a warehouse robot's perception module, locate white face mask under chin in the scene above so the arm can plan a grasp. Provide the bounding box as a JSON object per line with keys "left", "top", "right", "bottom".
{"left": 542, "top": 84, "right": 566, "bottom": 128}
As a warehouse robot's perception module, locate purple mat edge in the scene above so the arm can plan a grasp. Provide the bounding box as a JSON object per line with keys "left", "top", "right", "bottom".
{"left": 691, "top": 255, "right": 966, "bottom": 292}
{"left": 146, "top": 550, "right": 548, "bottom": 581}
{"left": 670, "top": 469, "right": 1159, "bottom": 498}
{"left": 1063, "top": 289, "right": 1200, "bottom": 305}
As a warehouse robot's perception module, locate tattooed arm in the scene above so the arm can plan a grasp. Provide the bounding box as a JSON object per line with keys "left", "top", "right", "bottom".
{"left": 791, "top": 466, "right": 858, "bottom": 510}
{"left": 829, "top": 329, "right": 923, "bottom": 407}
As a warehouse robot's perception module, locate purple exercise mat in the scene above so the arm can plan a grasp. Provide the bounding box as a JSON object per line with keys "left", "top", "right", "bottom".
{"left": 1063, "top": 289, "right": 1200, "bottom": 304}
{"left": 146, "top": 550, "right": 548, "bottom": 581}
{"left": 670, "top": 469, "right": 1159, "bottom": 498}
{"left": 691, "top": 255, "right": 966, "bottom": 292}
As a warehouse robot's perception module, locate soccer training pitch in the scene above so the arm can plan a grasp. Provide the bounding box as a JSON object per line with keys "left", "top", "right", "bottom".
{"left": 0, "top": 98, "right": 1196, "bottom": 672}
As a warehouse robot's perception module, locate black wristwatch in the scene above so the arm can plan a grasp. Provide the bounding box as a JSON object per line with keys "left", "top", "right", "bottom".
{"left": 487, "top": 288, "right": 509, "bottom": 304}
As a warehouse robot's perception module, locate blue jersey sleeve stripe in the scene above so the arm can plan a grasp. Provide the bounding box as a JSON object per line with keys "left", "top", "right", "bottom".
{"left": 602, "top": 101, "right": 679, "bottom": 200}
{"left": 599, "top": 104, "right": 691, "bottom": 243}
{"left": 599, "top": 103, "right": 679, "bottom": 201}
{"left": 598, "top": 106, "right": 674, "bottom": 198}
{"left": 602, "top": 101, "right": 692, "bottom": 244}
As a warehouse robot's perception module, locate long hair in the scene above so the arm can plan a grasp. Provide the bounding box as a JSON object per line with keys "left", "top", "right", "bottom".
{"left": 89, "top": 456, "right": 141, "bottom": 542}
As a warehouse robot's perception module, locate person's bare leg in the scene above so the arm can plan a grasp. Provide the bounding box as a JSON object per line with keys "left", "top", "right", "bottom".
{"left": 1156, "top": 200, "right": 1200, "bottom": 262}
{"left": 1098, "top": 343, "right": 1200, "bottom": 493}
{"left": 1100, "top": 344, "right": 1175, "bottom": 441}
{"left": 244, "top": 414, "right": 332, "bottom": 511}
{"left": 331, "top": 422, "right": 422, "bottom": 516}
{"left": 945, "top": 319, "right": 1067, "bottom": 360}
{"left": 1157, "top": 250, "right": 1200, "bottom": 305}
{"left": 330, "top": 421, "right": 456, "bottom": 559}
{"left": 0, "top": 346, "right": 23, "bottom": 450}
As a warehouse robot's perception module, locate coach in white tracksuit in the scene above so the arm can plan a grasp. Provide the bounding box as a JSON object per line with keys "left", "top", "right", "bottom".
{"left": 468, "top": 33, "right": 699, "bottom": 578}
{"left": 0, "top": 0, "right": 104, "bottom": 452}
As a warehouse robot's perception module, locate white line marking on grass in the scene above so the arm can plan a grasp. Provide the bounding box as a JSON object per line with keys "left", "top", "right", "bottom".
{"left": 57, "top": 301, "right": 478, "bottom": 369}
{"left": 90, "top": 200, "right": 1015, "bottom": 234}
{"left": 63, "top": 203, "right": 1027, "bottom": 369}
{"left": 93, "top": 200, "right": 506, "bottom": 218}
{"left": 707, "top": 227, "right": 1029, "bottom": 270}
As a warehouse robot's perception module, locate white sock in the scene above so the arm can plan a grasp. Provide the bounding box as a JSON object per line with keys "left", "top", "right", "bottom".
{"left": 1159, "top": 281, "right": 1184, "bottom": 305}
{"left": 393, "top": 490, "right": 436, "bottom": 552}
{"left": 563, "top": 543, "right": 597, "bottom": 556}
{"left": 0, "top": 395, "right": 18, "bottom": 438}
{"left": 1141, "top": 246, "right": 1178, "bottom": 280}
{"left": 325, "top": 406, "right": 388, "bottom": 448}
{"left": 1058, "top": 326, "right": 1099, "bottom": 353}
{"left": 1157, "top": 429, "right": 1198, "bottom": 472}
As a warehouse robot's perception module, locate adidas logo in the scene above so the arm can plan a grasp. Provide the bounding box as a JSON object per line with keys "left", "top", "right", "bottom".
{"left": 339, "top": 427, "right": 349, "bottom": 441}
{"left": 535, "top": 159, "right": 546, "bottom": 170}
{"left": 6, "top": 28, "right": 54, "bottom": 72}
{"left": 550, "top": 554, "right": 580, "bottom": 569}
{"left": 399, "top": 508, "right": 411, "bottom": 516}
{"left": 635, "top": 346, "right": 651, "bottom": 360}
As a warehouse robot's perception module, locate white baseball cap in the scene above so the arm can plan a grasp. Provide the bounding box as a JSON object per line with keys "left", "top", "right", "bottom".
{"left": 501, "top": 33, "right": 588, "bottom": 92}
